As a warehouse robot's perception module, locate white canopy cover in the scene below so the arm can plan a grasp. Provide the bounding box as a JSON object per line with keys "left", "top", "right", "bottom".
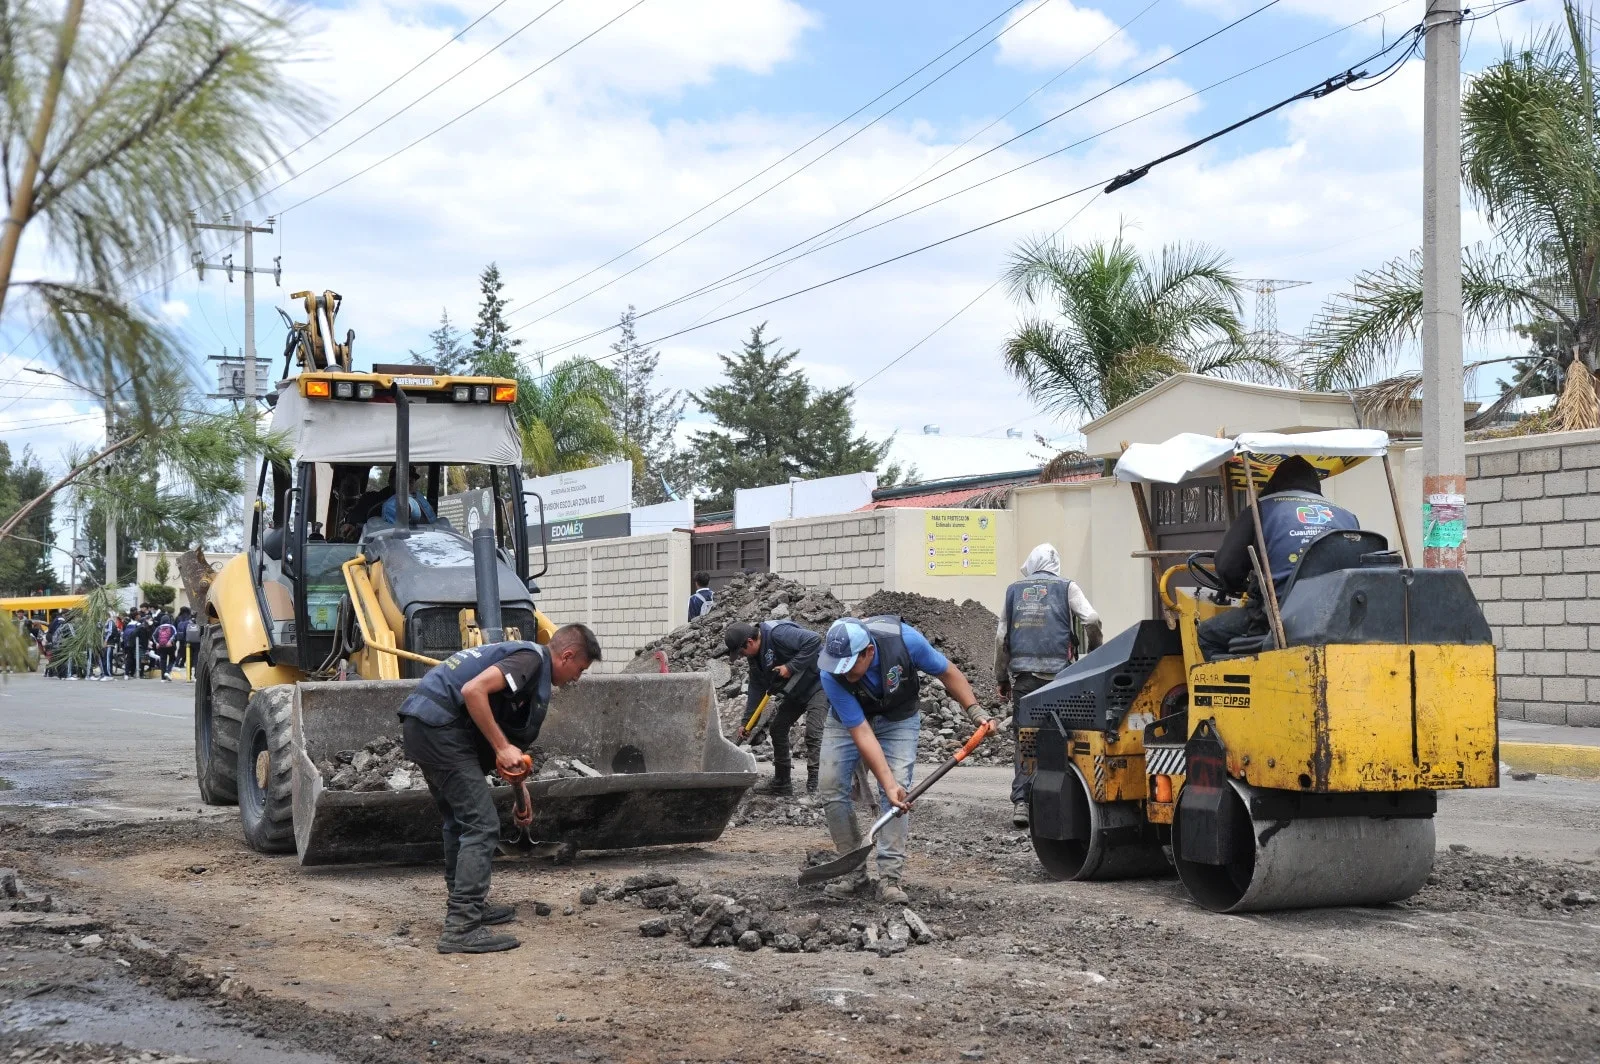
{"left": 269, "top": 384, "right": 523, "bottom": 466}
{"left": 1115, "top": 429, "right": 1391, "bottom": 485}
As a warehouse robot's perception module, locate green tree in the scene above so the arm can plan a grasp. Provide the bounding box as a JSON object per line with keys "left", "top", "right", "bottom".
{"left": 0, "top": 443, "right": 57, "bottom": 595}
{"left": 410, "top": 308, "right": 468, "bottom": 373}
{"left": 683, "top": 324, "right": 900, "bottom": 511}
{"left": 80, "top": 502, "right": 134, "bottom": 588}
{"left": 472, "top": 349, "right": 624, "bottom": 478}
{"left": 1000, "top": 231, "right": 1281, "bottom": 420}
{"left": 468, "top": 263, "right": 522, "bottom": 373}
{"left": 608, "top": 306, "right": 686, "bottom": 504}
{"left": 1302, "top": 4, "right": 1600, "bottom": 389}
{"left": 1498, "top": 319, "right": 1567, "bottom": 397}
{"left": 1, "top": 0, "right": 307, "bottom": 418}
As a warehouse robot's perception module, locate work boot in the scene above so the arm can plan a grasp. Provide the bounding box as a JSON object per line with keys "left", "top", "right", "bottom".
{"left": 755, "top": 773, "right": 793, "bottom": 797}
{"left": 480, "top": 902, "right": 516, "bottom": 926}
{"left": 822, "top": 869, "right": 871, "bottom": 899}
{"left": 437, "top": 926, "right": 521, "bottom": 954}
{"left": 876, "top": 879, "right": 909, "bottom": 905}
{"left": 1012, "top": 801, "right": 1030, "bottom": 829}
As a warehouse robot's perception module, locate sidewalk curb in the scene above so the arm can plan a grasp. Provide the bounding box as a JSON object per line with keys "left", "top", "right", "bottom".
{"left": 1500, "top": 741, "right": 1600, "bottom": 780}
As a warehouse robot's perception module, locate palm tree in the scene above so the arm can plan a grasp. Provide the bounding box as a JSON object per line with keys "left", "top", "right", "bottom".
{"left": 1000, "top": 230, "right": 1285, "bottom": 421}
{"left": 1302, "top": 3, "right": 1600, "bottom": 397}
{"left": 473, "top": 350, "right": 629, "bottom": 477}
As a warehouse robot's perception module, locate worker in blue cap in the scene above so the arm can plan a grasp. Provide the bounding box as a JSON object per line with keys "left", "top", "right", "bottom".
{"left": 816, "top": 613, "right": 988, "bottom": 903}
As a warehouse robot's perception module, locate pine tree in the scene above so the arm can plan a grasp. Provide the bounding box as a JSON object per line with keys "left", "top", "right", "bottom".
{"left": 469, "top": 263, "right": 522, "bottom": 373}
{"left": 410, "top": 308, "right": 468, "bottom": 373}
{"left": 609, "top": 307, "right": 686, "bottom": 504}
{"left": 684, "top": 324, "right": 898, "bottom": 511}
{"left": 0, "top": 444, "right": 58, "bottom": 595}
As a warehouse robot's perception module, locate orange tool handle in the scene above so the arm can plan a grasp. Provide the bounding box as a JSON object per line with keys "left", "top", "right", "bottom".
{"left": 954, "top": 718, "right": 996, "bottom": 762}
{"left": 497, "top": 754, "right": 535, "bottom": 827}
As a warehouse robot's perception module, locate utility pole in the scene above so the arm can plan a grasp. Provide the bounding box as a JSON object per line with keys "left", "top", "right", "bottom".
{"left": 1421, "top": 1, "right": 1465, "bottom": 570}
{"left": 194, "top": 217, "right": 280, "bottom": 542}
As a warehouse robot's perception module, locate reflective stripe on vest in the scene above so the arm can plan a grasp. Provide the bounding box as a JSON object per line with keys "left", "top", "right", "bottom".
{"left": 1003, "top": 574, "right": 1075, "bottom": 676}
{"left": 843, "top": 614, "right": 920, "bottom": 720}
{"left": 398, "top": 640, "right": 551, "bottom": 745}
{"left": 1257, "top": 491, "right": 1360, "bottom": 589}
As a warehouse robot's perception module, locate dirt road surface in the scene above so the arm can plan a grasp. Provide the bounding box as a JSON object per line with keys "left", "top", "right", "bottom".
{"left": 2, "top": 673, "right": 1598, "bottom": 1063}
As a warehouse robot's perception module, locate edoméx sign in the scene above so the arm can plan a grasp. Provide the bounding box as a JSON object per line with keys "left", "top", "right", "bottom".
{"left": 525, "top": 460, "right": 633, "bottom": 544}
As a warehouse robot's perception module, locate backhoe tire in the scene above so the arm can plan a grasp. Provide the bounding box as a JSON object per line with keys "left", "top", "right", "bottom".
{"left": 238, "top": 685, "right": 297, "bottom": 855}
{"left": 195, "top": 625, "right": 249, "bottom": 805}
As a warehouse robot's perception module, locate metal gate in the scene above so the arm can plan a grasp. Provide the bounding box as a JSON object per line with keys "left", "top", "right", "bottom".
{"left": 1149, "top": 475, "right": 1236, "bottom": 615}
{"left": 691, "top": 528, "right": 770, "bottom": 593}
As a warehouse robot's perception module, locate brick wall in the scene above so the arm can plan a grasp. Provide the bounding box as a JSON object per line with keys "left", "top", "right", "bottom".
{"left": 1467, "top": 429, "right": 1600, "bottom": 725}
{"left": 771, "top": 514, "right": 887, "bottom": 605}
{"left": 532, "top": 532, "right": 691, "bottom": 673}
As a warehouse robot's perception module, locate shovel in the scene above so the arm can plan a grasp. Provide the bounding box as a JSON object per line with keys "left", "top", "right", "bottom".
{"left": 799, "top": 719, "right": 996, "bottom": 886}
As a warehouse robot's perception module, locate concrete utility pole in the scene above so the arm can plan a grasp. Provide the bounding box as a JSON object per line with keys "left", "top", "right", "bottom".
{"left": 194, "top": 217, "right": 280, "bottom": 541}
{"left": 1421, "top": 0, "right": 1466, "bottom": 570}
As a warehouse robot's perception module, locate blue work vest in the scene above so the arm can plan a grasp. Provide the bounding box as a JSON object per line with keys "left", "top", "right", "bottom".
{"left": 398, "top": 640, "right": 551, "bottom": 746}
{"left": 1258, "top": 490, "right": 1360, "bottom": 590}
{"left": 1003, "top": 574, "right": 1076, "bottom": 676}
{"left": 840, "top": 615, "right": 920, "bottom": 722}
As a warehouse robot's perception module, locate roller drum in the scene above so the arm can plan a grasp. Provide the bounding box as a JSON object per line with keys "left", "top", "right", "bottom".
{"left": 1174, "top": 778, "right": 1435, "bottom": 913}
{"left": 1031, "top": 763, "right": 1170, "bottom": 882}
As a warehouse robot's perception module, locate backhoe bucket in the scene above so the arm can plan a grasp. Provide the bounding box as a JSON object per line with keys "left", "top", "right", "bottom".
{"left": 289, "top": 674, "right": 757, "bottom": 866}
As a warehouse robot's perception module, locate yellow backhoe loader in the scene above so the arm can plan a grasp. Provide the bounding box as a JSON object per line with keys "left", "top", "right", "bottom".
{"left": 192, "top": 292, "right": 754, "bottom": 864}
{"left": 1019, "top": 429, "right": 1498, "bottom": 911}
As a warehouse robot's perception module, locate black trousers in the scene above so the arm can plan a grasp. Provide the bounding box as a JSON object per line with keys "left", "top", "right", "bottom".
{"left": 1009, "top": 672, "right": 1052, "bottom": 805}
{"left": 769, "top": 686, "right": 828, "bottom": 779}
{"left": 1196, "top": 605, "right": 1266, "bottom": 661}
{"left": 402, "top": 716, "right": 500, "bottom": 932}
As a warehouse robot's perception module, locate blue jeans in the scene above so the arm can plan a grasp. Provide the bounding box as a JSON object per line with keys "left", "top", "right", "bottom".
{"left": 818, "top": 711, "right": 919, "bottom": 882}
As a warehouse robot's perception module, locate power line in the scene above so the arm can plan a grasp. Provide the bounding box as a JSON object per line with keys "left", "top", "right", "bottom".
{"left": 235, "top": 0, "right": 573, "bottom": 215}
{"left": 273, "top": 0, "right": 652, "bottom": 217}
{"left": 528, "top": 0, "right": 1410, "bottom": 363}
{"left": 500, "top": 0, "right": 1041, "bottom": 326}
{"left": 511, "top": 0, "right": 1288, "bottom": 338}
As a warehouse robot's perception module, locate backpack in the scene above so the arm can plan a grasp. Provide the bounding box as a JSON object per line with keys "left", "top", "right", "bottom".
{"left": 154, "top": 623, "right": 176, "bottom": 648}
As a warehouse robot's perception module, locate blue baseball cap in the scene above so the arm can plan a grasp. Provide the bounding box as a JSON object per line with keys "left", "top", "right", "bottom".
{"left": 819, "top": 619, "right": 871, "bottom": 674}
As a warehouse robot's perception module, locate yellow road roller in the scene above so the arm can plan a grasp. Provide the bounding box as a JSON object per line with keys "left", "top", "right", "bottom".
{"left": 1020, "top": 429, "right": 1498, "bottom": 911}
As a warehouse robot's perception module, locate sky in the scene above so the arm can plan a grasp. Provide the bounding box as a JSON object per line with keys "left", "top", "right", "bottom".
{"left": 0, "top": 0, "right": 1566, "bottom": 505}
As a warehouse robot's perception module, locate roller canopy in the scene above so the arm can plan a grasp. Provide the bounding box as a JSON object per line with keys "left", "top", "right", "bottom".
{"left": 270, "top": 384, "right": 522, "bottom": 465}
{"left": 1115, "top": 429, "right": 1391, "bottom": 485}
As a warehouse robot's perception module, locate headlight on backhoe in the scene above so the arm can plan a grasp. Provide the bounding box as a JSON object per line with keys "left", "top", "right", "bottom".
{"left": 303, "top": 378, "right": 332, "bottom": 398}
{"left": 493, "top": 384, "right": 517, "bottom": 403}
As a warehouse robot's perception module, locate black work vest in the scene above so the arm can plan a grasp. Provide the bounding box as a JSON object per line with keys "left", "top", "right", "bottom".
{"left": 752, "top": 620, "right": 820, "bottom": 702}
{"left": 841, "top": 615, "right": 920, "bottom": 722}
{"left": 1257, "top": 491, "right": 1360, "bottom": 590}
{"left": 398, "top": 640, "right": 551, "bottom": 747}
{"left": 1003, "top": 574, "right": 1076, "bottom": 676}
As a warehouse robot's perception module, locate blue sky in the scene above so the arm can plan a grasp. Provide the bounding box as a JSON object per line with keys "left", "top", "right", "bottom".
{"left": 0, "top": 0, "right": 1566, "bottom": 493}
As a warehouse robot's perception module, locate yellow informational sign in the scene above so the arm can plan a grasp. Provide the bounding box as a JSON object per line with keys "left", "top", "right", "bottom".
{"left": 924, "top": 511, "right": 997, "bottom": 575}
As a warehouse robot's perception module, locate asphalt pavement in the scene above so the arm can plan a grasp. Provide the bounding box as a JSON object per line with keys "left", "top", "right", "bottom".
{"left": 4, "top": 672, "right": 1600, "bottom": 864}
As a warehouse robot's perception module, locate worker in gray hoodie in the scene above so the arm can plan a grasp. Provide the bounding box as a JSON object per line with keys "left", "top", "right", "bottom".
{"left": 995, "top": 543, "right": 1102, "bottom": 828}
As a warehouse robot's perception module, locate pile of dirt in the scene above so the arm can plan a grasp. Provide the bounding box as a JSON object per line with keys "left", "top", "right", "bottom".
{"left": 581, "top": 872, "right": 944, "bottom": 955}
{"left": 319, "top": 736, "right": 426, "bottom": 792}
{"left": 1411, "top": 845, "right": 1600, "bottom": 916}
{"left": 853, "top": 590, "right": 1012, "bottom": 765}
{"left": 0, "top": 1042, "right": 206, "bottom": 1064}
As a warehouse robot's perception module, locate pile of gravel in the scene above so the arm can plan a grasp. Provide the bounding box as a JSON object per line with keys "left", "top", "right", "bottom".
{"left": 579, "top": 872, "right": 942, "bottom": 956}
{"left": 320, "top": 736, "right": 427, "bottom": 792}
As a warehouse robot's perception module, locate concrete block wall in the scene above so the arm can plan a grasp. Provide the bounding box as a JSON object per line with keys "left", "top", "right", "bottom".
{"left": 532, "top": 532, "right": 691, "bottom": 673}
{"left": 771, "top": 514, "right": 887, "bottom": 605}
{"left": 1466, "top": 428, "right": 1600, "bottom": 725}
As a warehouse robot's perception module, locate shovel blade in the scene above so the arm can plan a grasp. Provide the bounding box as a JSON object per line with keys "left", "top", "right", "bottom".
{"left": 797, "top": 841, "right": 874, "bottom": 885}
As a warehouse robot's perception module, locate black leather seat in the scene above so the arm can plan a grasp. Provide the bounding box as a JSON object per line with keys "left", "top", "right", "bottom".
{"left": 1225, "top": 529, "right": 1396, "bottom": 655}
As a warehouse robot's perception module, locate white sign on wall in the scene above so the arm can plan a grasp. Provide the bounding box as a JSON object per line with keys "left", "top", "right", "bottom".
{"left": 524, "top": 460, "right": 634, "bottom": 525}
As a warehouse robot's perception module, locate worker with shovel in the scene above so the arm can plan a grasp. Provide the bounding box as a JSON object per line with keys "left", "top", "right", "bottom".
{"left": 815, "top": 615, "right": 989, "bottom": 904}
{"left": 398, "top": 624, "right": 602, "bottom": 955}
{"left": 726, "top": 619, "right": 828, "bottom": 796}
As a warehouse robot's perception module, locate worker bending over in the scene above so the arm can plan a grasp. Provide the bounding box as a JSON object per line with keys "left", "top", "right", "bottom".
{"left": 995, "top": 543, "right": 1102, "bottom": 828}
{"left": 398, "top": 625, "right": 601, "bottom": 954}
{"left": 816, "top": 615, "right": 988, "bottom": 903}
{"left": 1197, "top": 456, "right": 1358, "bottom": 660}
{"left": 726, "top": 620, "right": 827, "bottom": 796}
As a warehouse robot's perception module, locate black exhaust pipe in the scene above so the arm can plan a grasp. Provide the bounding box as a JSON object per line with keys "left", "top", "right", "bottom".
{"left": 472, "top": 526, "right": 504, "bottom": 644}
{"left": 391, "top": 383, "right": 411, "bottom": 535}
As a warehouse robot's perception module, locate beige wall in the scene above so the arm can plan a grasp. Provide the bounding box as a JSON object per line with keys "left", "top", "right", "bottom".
{"left": 533, "top": 532, "right": 691, "bottom": 674}
{"left": 134, "top": 550, "right": 238, "bottom": 612}
{"left": 880, "top": 507, "right": 1017, "bottom": 614}
{"left": 771, "top": 513, "right": 887, "bottom": 604}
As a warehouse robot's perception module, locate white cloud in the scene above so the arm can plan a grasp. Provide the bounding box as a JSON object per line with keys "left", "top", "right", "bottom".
{"left": 160, "top": 300, "right": 190, "bottom": 322}
{"left": 998, "top": 0, "right": 1141, "bottom": 71}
